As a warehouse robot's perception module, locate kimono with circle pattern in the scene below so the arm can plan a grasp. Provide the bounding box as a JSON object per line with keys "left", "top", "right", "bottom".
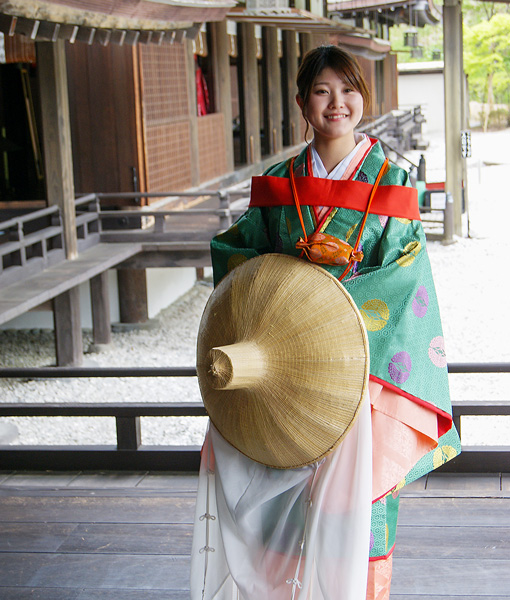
{"left": 191, "top": 138, "right": 460, "bottom": 600}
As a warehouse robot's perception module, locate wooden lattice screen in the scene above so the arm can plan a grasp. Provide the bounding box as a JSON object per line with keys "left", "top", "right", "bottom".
{"left": 139, "top": 44, "right": 193, "bottom": 192}
{"left": 197, "top": 113, "right": 227, "bottom": 184}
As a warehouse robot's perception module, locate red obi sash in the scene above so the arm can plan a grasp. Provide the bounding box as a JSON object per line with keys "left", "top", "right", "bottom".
{"left": 250, "top": 175, "right": 421, "bottom": 221}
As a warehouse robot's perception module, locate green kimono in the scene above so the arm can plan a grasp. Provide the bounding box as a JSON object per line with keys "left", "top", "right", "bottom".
{"left": 210, "top": 139, "right": 460, "bottom": 560}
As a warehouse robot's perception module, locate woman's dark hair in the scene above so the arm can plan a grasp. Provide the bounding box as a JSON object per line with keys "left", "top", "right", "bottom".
{"left": 296, "top": 45, "right": 371, "bottom": 123}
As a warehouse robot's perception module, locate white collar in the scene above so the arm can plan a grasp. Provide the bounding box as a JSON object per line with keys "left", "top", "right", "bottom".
{"left": 311, "top": 133, "right": 367, "bottom": 180}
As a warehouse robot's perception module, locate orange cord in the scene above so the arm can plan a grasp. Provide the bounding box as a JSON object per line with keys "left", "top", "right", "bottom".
{"left": 289, "top": 155, "right": 390, "bottom": 281}
{"left": 338, "top": 157, "right": 389, "bottom": 281}
{"left": 289, "top": 157, "right": 308, "bottom": 243}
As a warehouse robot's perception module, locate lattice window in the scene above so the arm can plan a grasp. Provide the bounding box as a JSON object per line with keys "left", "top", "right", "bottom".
{"left": 198, "top": 113, "right": 227, "bottom": 184}
{"left": 140, "top": 44, "right": 193, "bottom": 191}
{"left": 145, "top": 120, "right": 193, "bottom": 191}
{"left": 140, "top": 44, "right": 189, "bottom": 123}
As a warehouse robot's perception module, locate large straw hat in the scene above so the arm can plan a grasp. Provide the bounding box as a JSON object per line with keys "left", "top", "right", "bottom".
{"left": 196, "top": 253, "right": 369, "bottom": 469}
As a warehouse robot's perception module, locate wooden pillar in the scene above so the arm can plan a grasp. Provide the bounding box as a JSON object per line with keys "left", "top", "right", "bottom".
{"left": 117, "top": 268, "right": 148, "bottom": 323}
{"left": 443, "top": 0, "right": 464, "bottom": 236}
{"left": 238, "top": 22, "right": 261, "bottom": 164}
{"left": 90, "top": 272, "right": 112, "bottom": 346}
{"left": 282, "top": 30, "right": 301, "bottom": 147}
{"left": 210, "top": 21, "right": 234, "bottom": 171}
{"left": 186, "top": 38, "right": 201, "bottom": 187}
{"left": 262, "top": 27, "right": 283, "bottom": 155}
{"left": 38, "top": 41, "right": 83, "bottom": 365}
{"left": 300, "top": 32, "right": 314, "bottom": 59}
{"left": 116, "top": 416, "right": 141, "bottom": 450}
{"left": 37, "top": 41, "right": 77, "bottom": 260}
{"left": 53, "top": 287, "right": 83, "bottom": 366}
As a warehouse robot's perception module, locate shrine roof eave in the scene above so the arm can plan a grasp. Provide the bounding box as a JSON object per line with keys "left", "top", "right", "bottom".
{"left": 0, "top": 0, "right": 235, "bottom": 32}
{"left": 331, "top": 32, "right": 390, "bottom": 59}
{"left": 226, "top": 6, "right": 373, "bottom": 35}
{"left": 328, "top": 0, "right": 441, "bottom": 26}
{"left": 0, "top": 0, "right": 236, "bottom": 45}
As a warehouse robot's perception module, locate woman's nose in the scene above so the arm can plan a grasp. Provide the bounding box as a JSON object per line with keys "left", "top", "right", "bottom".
{"left": 328, "top": 93, "right": 343, "bottom": 108}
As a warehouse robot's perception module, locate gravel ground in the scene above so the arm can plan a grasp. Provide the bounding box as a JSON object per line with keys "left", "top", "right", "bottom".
{"left": 1, "top": 130, "right": 509, "bottom": 447}
{"left": 0, "top": 280, "right": 213, "bottom": 446}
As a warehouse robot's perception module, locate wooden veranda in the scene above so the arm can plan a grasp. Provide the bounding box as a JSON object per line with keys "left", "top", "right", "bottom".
{"left": 0, "top": 469, "right": 509, "bottom": 599}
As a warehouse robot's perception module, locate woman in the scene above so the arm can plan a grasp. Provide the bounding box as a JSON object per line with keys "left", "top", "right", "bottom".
{"left": 191, "top": 45, "right": 460, "bottom": 600}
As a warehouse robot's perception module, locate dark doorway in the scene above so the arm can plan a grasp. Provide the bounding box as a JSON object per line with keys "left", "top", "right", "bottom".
{"left": 0, "top": 63, "right": 45, "bottom": 203}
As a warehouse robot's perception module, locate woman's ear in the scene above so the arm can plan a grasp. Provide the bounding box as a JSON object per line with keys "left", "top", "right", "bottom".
{"left": 296, "top": 94, "right": 304, "bottom": 112}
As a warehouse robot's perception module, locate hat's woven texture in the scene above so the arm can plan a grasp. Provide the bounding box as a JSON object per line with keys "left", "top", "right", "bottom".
{"left": 197, "top": 253, "right": 369, "bottom": 469}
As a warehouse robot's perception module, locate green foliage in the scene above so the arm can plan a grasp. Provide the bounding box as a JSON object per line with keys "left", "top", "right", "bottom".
{"left": 463, "top": 13, "right": 510, "bottom": 105}
{"left": 389, "top": 1, "right": 510, "bottom": 116}
{"left": 462, "top": 0, "right": 510, "bottom": 27}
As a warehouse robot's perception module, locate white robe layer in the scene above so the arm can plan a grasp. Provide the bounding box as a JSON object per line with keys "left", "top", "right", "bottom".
{"left": 190, "top": 396, "right": 373, "bottom": 600}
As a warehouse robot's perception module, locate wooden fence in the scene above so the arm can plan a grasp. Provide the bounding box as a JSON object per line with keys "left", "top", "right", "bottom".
{"left": 0, "top": 189, "right": 250, "bottom": 288}
{"left": 0, "top": 363, "right": 508, "bottom": 473}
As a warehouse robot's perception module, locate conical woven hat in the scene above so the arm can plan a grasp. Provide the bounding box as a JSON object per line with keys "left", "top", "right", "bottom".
{"left": 196, "top": 253, "right": 369, "bottom": 469}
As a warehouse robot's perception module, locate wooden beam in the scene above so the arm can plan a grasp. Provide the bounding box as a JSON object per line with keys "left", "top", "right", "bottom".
{"left": 282, "top": 30, "right": 300, "bottom": 147}
{"left": 118, "top": 249, "right": 212, "bottom": 269}
{"left": 36, "top": 40, "right": 78, "bottom": 259}
{"left": 210, "top": 21, "right": 234, "bottom": 171}
{"left": 90, "top": 271, "right": 112, "bottom": 346}
{"left": 0, "top": 443, "right": 508, "bottom": 473}
{"left": 53, "top": 287, "right": 83, "bottom": 367}
{"left": 438, "top": 446, "right": 510, "bottom": 473}
{"left": 117, "top": 268, "right": 148, "bottom": 323}
{"left": 185, "top": 38, "right": 200, "bottom": 187}
{"left": 0, "top": 243, "right": 140, "bottom": 327}
{"left": 116, "top": 416, "right": 142, "bottom": 450}
{"left": 132, "top": 45, "right": 147, "bottom": 193}
{"left": 299, "top": 31, "right": 314, "bottom": 59}
{"left": 238, "top": 22, "right": 261, "bottom": 164}
{"left": 262, "top": 27, "right": 283, "bottom": 155}
{"left": 0, "top": 446, "right": 202, "bottom": 471}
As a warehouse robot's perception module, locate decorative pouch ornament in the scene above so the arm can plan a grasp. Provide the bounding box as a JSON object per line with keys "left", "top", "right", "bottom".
{"left": 295, "top": 232, "right": 363, "bottom": 266}
{"left": 289, "top": 155, "right": 389, "bottom": 280}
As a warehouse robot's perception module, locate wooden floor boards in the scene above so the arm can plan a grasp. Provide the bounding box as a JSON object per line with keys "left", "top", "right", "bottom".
{"left": 392, "top": 472, "right": 510, "bottom": 598}
{"left": 0, "top": 470, "right": 509, "bottom": 599}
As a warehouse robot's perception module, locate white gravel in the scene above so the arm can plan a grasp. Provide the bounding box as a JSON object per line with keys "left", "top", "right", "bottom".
{"left": 1, "top": 130, "right": 509, "bottom": 447}
{"left": 0, "top": 281, "right": 213, "bottom": 446}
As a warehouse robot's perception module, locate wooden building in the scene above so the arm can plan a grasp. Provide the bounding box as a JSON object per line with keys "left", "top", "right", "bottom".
{"left": 0, "top": 0, "right": 402, "bottom": 205}
{"left": 63, "top": 10, "right": 398, "bottom": 201}
{"left": 0, "top": 0, "right": 413, "bottom": 363}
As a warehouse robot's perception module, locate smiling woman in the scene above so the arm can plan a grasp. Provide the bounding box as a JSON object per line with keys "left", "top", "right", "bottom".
{"left": 190, "top": 45, "right": 460, "bottom": 600}
{"left": 297, "top": 67, "right": 364, "bottom": 171}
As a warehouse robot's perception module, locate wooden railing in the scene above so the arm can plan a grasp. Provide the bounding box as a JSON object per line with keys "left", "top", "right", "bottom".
{"left": 95, "top": 190, "right": 248, "bottom": 242}
{"left": 0, "top": 204, "right": 65, "bottom": 285}
{"left": 0, "top": 363, "right": 508, "bottom": 473}
{"left": 419, "top": 199, "right": 453, "bottom": 243}
{"left": 361, "top": 106, "right": 426, "bottom": 155}
{"left": 0, "top": 190, "right": 248, "bottom": 286}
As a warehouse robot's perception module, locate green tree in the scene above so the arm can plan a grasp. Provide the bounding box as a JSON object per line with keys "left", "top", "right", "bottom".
{"left": 462, "top": 0, "right": 510, "bottom": 27}
{"left": 463, "top": 13, "right": 510, "bottom": 130}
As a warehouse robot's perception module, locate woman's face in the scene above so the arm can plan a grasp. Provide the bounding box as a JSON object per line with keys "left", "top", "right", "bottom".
{"left": 299, "top": 67, "right": 364, "bottom": 144}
